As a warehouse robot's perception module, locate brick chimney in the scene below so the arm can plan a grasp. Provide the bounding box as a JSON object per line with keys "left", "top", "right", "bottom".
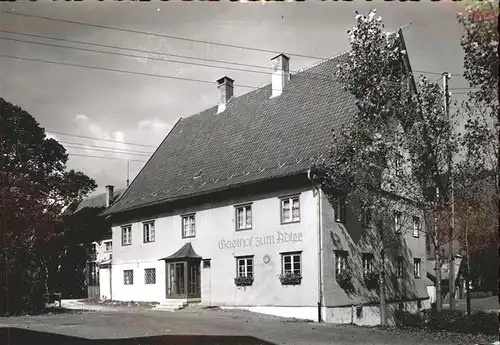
{"left": 217, "top": 76, "right": 234, "bottom": 114}
{"left": 271, "top": 54, "right": 290, "bottom": 98}
{"left": 105, "top": 185, "right": 114, "bottom": 208}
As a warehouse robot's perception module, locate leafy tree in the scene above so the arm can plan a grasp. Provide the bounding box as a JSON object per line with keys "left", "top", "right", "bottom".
{"left": 313, "top": 10, "right": 460, "bottom": 323}
{"left": 0, "top": 98, "right": 97, "bottom": 315}
{"left": 456, "top": 0, "right": 499, "bottom": 321}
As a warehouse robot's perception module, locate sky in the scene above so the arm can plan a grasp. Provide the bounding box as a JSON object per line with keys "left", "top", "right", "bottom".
{"left": 0, "top": 0, "right": 470, "bottom": 196}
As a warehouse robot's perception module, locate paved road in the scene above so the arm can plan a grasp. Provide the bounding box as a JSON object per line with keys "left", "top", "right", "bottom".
{"left": 0, "top": 307, "right": 463, "bottom": 345}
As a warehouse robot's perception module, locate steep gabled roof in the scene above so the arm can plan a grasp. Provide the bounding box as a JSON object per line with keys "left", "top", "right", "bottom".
{"left": 65, "top": 187, "right": 126, "bottom": 216}
{"left": 103, "top": 52, "right": 358, "bottom": 216}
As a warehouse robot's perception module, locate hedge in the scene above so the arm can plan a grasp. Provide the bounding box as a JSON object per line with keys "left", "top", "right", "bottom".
{"left": 394, "top": 309, "right": 498, "bottom": 336}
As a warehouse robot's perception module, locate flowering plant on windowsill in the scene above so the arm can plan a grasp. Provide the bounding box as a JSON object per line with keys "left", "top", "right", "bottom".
{"left": 364, "top": 271, "right": 379, "bottom": 289}
{"left": 234, "top": 276, "right": 254, "bottom": 286}
{"left": 336, "top": 270, "right": 352, "bottom": 286}
{"left": 279, "top": 272, "right": 302, "bottom": 285}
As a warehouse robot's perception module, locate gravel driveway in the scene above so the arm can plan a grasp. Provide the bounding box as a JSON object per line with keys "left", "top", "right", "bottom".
{"left": 0, "top": 305, "right": 494, "bottom": 345}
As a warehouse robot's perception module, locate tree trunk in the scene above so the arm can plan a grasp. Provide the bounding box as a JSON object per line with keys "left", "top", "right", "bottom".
{"left": 435, "top": 250, "right": 443, "bottom": 312}
{"left": 379, "top": 223, "right": 388, "bottom": 326}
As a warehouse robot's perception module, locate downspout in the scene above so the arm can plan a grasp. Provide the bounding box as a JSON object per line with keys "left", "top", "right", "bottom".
{"left": 307, "top": 169, "right": 323, "bottom": 323}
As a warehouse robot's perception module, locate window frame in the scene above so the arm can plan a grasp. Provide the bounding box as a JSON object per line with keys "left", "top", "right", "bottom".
{"left": 394, "top": 211, "right": 402, "bottom": 234}
{"left": 121, "top": 225, "right": 132, "bottom": 246}
{"left": 281, "top": 251, "right": 302, "bottom": 275}
{"left": 143, "top": 221, "right": 156, "bottom": 243}
{"left": 396, "top": 257, "right": 404, "bottom": 278}
{"left": 334, "top": 198, "right": 347, "bottom": 224}
{"left": 412, "top": 216, "right": 421, "bottom": 238}
{"left": 362, "top": 253, "right": 374, "bottom": 277}
{"left": 280, "top": 195, "right": 301, "bottom": 224}
{"left": 123, "top": 269, "right": 134, "bottom": 285}
{"left": 413, "top": 258, "right": 421, "bottom": 279}
{"left": 144, "top": 268, "right": 156, "bottom": 285}
{"left": 335, "top": 250, "right": 349, "bottom": 276}
{"left": 104, "top": 241, "right": 112, "bottom": 253}
{"left": 181, "top": 214, "right": 196, "bottom": 238}
{"left": 236, "top": 256, "right": 254, "bottom": 278}
{"left": 235, "top": 203, "right": 253, "bottom": 231}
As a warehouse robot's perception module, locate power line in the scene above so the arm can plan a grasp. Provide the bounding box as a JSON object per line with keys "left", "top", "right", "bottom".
{"left": 0, "top": 29, "right": 274, "bottom": 72}
{"left": 0, "top": 35, "right": 344, "bottom": 83}
{"left": 46, "top": 130, "right": 157, "bottom": 148}
{"left": 1, "top": 10, "right": 328, "bottom": 60}
{"left": 63, "top": 144, "right": 152, "bottom": 157}
{"left": 1, "top": 53, "right": 447, "bottom": 101}
{"left": 1, "top": 29, "right": 450, "bottom": 79}
{"left": 67, "top": 152, "right": 147, "bottom": 163}
{"left": 58, "top": 140, "right": 154, "bottom": 154}
{"left": 0, "top": 36, "right": 273, "bottom": 77}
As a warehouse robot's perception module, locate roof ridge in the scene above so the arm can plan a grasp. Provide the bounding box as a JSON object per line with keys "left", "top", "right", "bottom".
{"left": 182, "top": 50, "right": 350, "bottom": 120}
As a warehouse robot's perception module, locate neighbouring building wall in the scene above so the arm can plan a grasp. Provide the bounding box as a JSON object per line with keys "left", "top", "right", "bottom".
{"left": 320, "top": 191, "right": 430, "bottom": 324}
{"left": 111, "top": 181, "right": 320, "bottom": 312}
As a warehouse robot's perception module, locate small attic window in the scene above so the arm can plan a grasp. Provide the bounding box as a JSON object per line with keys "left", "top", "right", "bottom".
{"left": 193, "top": 170, "right": 203, "bottom": 179}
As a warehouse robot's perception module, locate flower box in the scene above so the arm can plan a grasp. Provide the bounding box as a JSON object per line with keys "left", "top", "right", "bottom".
{"left": 279, "top": 273, "right": 302, "bottom": 285}
{"left": 336, "top": 270, "right": 352, "bottom": 287}
{"left": 234, "top": 276, "right": 254, "bottom": 287}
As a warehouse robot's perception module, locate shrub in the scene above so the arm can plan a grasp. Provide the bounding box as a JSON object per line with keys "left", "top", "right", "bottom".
{"left": 395, "top": 309, "right": 497, "bottom": 336}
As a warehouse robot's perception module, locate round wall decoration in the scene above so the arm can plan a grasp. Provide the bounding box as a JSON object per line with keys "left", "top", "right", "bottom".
{"left": 263, "top": 254, "right": 271, "bottom": 264}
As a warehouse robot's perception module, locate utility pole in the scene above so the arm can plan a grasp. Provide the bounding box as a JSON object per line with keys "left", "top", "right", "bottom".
{"left": 435, "top": 186, "right": 442, "bottom": 312}
{"left": 443, "top": 72, "right": 456, "bottom": 310}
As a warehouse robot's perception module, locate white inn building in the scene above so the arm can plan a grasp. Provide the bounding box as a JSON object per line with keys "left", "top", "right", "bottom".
{"left": 101, "top": 33, "right": 431, "bottom": 325}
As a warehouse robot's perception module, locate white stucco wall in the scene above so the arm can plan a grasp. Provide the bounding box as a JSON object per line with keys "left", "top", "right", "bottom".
{"left": 111, "top": 185, "right": 320, "bottom": 307}
{"left": 99, "top": 267, "right": 111, "bottom": 300}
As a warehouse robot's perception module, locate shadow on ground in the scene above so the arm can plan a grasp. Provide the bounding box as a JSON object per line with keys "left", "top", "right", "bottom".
{"left": 0, "top": 328, "right": 277, "bottom": 345}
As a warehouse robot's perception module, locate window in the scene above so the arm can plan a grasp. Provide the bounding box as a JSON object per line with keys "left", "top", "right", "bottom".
{"left": 236, "top": 256, "right": 254, "bottom": 278}
{"left": 144, "top": 268, "right": 156, "bottom": 284}
{"left": 104, "top": 241, "right": 112, "bottom": 252}
{"left": 203, "top": 259, "right": 211, "bottom": 269}
{"left": 182, "top": 214, "right": 196, "bottom": 238}
{"left": 281, "top": 252, "right": 301, "bottom": 275}
{"left": 123, "top": 270, "right": 133, "bottom": 285}
{"left": 356, "top": 306, "right": 363, "bottom": 319}
{"left": 235, "top": 204, "right": 252, "bottom": 230}
{"left": 414, "top": 258, "right": 421, "bottom": 278}
{"left": 334, "top": 198, "right": 347, "bottom": 223}
{"left": 335, "top": 251, "right": 348, "bottom": 276}
{"left": 143, "top": 221, "right": 155, "bottom": 243}
{"left": 396, "top": 257, "right": 404, "bottom": 278}
{"left": 281, "top": 196, "right": 300, "bottom": 223}
{"left": 394, "top": 211, "right": 402, "bottom": 234}
{"left": 362, "top": 253, "right": 374, "bottom": 276}
{"left": 361, "top": 207, "right": 371, "bottom": 228}
{"left": 412, "top": 216, "right": 421, "bottom": 238}
{"left": 121, "top": 225, "right": 132, "bottom": 246}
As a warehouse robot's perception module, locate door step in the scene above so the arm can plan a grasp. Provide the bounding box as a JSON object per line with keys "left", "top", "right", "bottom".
{"left": 153, "top": 299, "right": 188, "bottom": 312}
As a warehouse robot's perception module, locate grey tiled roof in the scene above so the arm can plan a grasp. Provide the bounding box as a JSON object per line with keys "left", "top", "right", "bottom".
{"left": 159, "top": 242, "right": 202, "bottom": 262}
{"left": 68, "top": 188, "right": 126, "bottom": 215}
{"left": 103, "top": 53, "right": 356, "bottom": 216}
